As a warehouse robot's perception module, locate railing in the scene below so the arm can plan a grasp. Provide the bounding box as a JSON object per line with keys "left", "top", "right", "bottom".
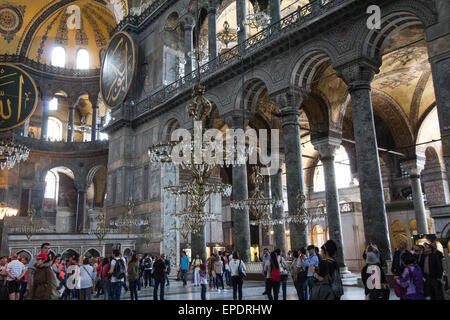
{"left": 0, "top": 54, "right": 100, "bottom": 77}
{"left": 307, "top": 202, "right": 356, "bottom": 216}
{"left": 134, "top": 0, "right": 348, "bottom": 117}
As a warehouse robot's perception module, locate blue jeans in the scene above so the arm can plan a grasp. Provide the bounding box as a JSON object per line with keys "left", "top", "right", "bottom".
{"left": 153, "top": 277, "right": 165, "bottom": 300}
{"left": 201, "top": 284, "right": 207, "bottom": 300}
{"left": 225, "top": 270, "right": 231, "bottom": 286}
{"left": 109, "top": 281, "right": 122, "bottom": 300}
{"left": 215, "top": 274, "right": 224, "bottom": 289}
{"left": 181, "top": 270, "right": 188, "bottom": 285}
{"left": 304, "top": 276, "right": 315, "bottom": 300}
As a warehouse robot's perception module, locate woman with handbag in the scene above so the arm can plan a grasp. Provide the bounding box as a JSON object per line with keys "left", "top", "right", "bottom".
{"left": 290, "top": 250, "right": 306, "bottom": 300}
{"left": 229, "top": 251, "right": 246, "bottom": 300}
{"left": 264, "top": 252, "right": 281, "bottom": 300}
{"left": 78, "top": 257, "right": 95, "bottom": 300}
{"left": 361, "top": 250, "right": 389, "bottom": 300}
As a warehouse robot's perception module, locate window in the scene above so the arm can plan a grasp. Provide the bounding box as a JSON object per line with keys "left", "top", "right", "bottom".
{"left": 76, "top": 49, "right": 90, "bottom": 69}
{"left": 47, "top": 117, "right": 62, "bottom": 141}
{"left": 44, "top": 170, "right": 58, "bottom": 199}
{"left": 49, "top": 97, "right": 58, "bottom": 111}
{"left": 51, "top": 47, "right": 66, "bottom": 67}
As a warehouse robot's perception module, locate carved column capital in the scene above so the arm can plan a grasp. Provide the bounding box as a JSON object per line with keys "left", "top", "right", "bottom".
{"left": 270, "top": 87, "right": 306, "bottom": 112}
{"left": 401, "top": 156, "right": 427, "bottom": 178}
{"left": 221, "top": 110, "right": 251, "bottom": 129}
{"left": 336, "top": 59, "right": 379, "bottom": 93}
{"left": 181, "top": 14, "right": 195, "bottom": 30}
{"left": 312, "top": 135, "right": 342, "bottom": 161}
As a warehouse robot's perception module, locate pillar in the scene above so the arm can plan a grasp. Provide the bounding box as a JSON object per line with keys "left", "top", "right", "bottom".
{"left": 269, "top": 0, "right": 281, "bottom": 29}
{"left": 236, "top": 0, "right": 247, "bottom": 55}
{"left": 75, "top": 184, "right": 87, "bottom": 232}
{"left": 191, "top": 230, "right": 207, "bottom": 264}
{"left": 270, "top": 167, "right": 286, "bottom": 256}
{"left": 182, "top": 15, "right": 195, "bottom": 75}
{"left": 207, "top": 1, "right": 218, "bottom": 61}
{"left": 40, "top": 99, "right": 50, "bottom": 140}
{"left": 401, "top": 157, "right": 428, "bottom": 235}
{"left": 67, "top": 100, "right": 76, "bottom": 142}
{"left": 337, "top": 61, "right": 392, "bottom": 264}
{"left": 312, "top": 136, "right": 347, "bottom": 269}
{"left": 271, "top": 88, "right": 308, "bottom": 250}
{"left": 425, "top": 0, "right": 450, "bottom": 188}
{"left": 91, "top": 101, "right": 98, "bottom": 142}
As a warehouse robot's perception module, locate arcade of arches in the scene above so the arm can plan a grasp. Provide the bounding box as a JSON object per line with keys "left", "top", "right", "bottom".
{"left": 0, "top": 0, "right": 450, "bottom": 277}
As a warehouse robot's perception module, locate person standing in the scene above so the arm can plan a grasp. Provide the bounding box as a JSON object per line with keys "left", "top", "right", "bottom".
{"left": 0, "top": 255, "right": 8, "bottom": 300}
{"left": 25, "top": 242, "right": 50, "bottom": 299}
{"left": 19, "top": 257, "right": 29, "bottom": 300}
{"left": 207, "top": 254, "right": 215, "bottom": 289}
{"left": 30, "top": 253, "right": 59, "bottom": 300}
{"left": 192, "top": 254, "right": 202, "bottom": 287}
{"left": 391, "top": 241, "right": 407, "bottom": 276}
{"left": 229, "top": 251, "right": 246, "bottom": 300}
{"left": 180, "top": 251, "right": 190, "bottom": 286}
{"left": 142, "top": 254, "right": 153, "bottom": 288}
{"left": 419, "top": 242, "right": 444, "bottom": 300}
{"left": 161, "top": 254, "right": 170, "bottom": 286}
{"left": 127, "top": 253, "right": 139, "bottom": 300}
{"left": 290, "top": 250, "right": 306, "bottom": 300}
{"left": 395, "top": 251, "right": 424, "bottom": 300}
{"left": 261, "top": 248, "right": 270, "bottom": 295}
{"left": 223, "top": 252, "right": 231, "bottom": 287}
{"left": 199, "top": 264, "right": 208, "bottom": 300}
{"left": 101, "top": 257, "right": 111, "bottom": 300}
{"left": 6, "top": 253, "right": 26, "bottom": 300}
{"left": 275, "top": 248, "right": 288, "bottom": 300}
{"left": 152, "top": 256, "right": 167, "bottom": 300}
{"left": 78, "top": 257, "right": 94, "bottom": 300}
{"left": 137, "top": 254, "right": 143, "bottom": 291}
{"left": 214, "top": 256, "right": 224, "bottom": 291}
{"left": 302, "top": 245, "right": 319, "bottom": 300}
{"left": 108, "top": 250, "right": 126, "bottom": 300}
{"left": 361, "top": 250, "right": 389, "bottom": 300}
{"left": 265, "top": 252, "right": 281, "bottom": 300}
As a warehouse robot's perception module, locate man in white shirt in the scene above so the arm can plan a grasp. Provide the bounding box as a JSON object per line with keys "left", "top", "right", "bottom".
{"left": 6, "top": 253, "right": 26, "bottom": 300}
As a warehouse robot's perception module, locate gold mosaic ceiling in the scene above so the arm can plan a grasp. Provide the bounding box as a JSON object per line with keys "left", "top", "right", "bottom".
{"left": 0, "top": 0, "right": 127, "bottom": 68}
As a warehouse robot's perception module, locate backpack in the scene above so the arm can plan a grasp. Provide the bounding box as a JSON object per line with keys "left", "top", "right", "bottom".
{"left": 143, "top": 258, "right": 151, "bottom": 269}
{"left": 270, "top": 267, "right": 281, "bottom": 282}
{"left": 112, "top": 258, "right": 126, "bottom": 279}
{"left": 330, "top": 266, "right": 343, "bottom": 298}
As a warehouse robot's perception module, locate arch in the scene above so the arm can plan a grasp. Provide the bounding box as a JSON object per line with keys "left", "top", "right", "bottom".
{"left": 161, "top": 117, "right": 181, "bottom": 143}
{"left": 84, "top": 248, "right": 101, "bottom": 258}
{"left": 310, "top": 224, "right": 326, "bottom": 248}
{"left": 86, "top": 165, "right": 107, "bottom": 186}
{"left": 47, "top": 116, "right": 63, "bottom": 142}
{"left": 391, "top": 220, "right": 407, "bottom": 250}
{"left": 234, "top": 77, "right": 270, "bottom": 117}
{"left": 416, "top": 106, "right": 444, "bottom": 167}
{"left": 51, "top": 46, "right": 66, "bottom": 67}
{"left": 76, "top": 48, "right": 90, "bottom": 69}
{"left": 44, "top": 169, "right": 59, "bottom": 200}
{"left": 15, "top": 250, "right": 32, "bottom": 261}
{"left": 39, "top": 164, "right": 79, "bottom": 184}
{"left": 360, "top": 1, "right": 437, "bottom": 63}
{"left": 61, "top": 248, "right": 79, "bottom": 260}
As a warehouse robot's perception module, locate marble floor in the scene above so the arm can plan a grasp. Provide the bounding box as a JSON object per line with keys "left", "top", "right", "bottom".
{"left": 92, "top": 279, "right": 399, "bottom": 301}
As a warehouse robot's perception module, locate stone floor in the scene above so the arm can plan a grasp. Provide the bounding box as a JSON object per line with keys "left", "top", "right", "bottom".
{"left": 92, "top": 278, "right": 399, "bottom": 301}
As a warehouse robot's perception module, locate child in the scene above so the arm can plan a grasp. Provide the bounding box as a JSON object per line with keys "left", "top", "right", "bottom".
{"left": 199, "top": 264, "right": 208, "bottom": 300}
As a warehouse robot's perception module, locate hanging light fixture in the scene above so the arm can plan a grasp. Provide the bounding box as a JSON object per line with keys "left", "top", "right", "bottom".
{"left": 245, "top": 2, "right": 271, "bottom": 30}
{"left": 0, "top": 202, "right": 18, "bottom": 220}
{"left": 217, "top": 21, "right": 238, "bottom": 49}
{"left": 110, "top": 197, "right": 149, "bottom": 237}
{"left": 0, "top": 139, "right": 29, "bottom": 170}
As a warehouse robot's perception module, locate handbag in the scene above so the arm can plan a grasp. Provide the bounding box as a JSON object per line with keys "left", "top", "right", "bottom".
{"left": 369, "top": 288, "right": 390, "bottom": 300}
{"left": 238, "top": 260, "right": 246, "bottom": 278}
{"left": 176, "top": 270, "right": 181, "bottom": 281}
{"left": 394, "top": 266, "right": 412, "bottom": 299}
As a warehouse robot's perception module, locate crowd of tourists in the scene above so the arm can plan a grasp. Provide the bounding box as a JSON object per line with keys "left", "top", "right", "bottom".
{"left": 0, "top": 239, "right": 446, "bottom": 300}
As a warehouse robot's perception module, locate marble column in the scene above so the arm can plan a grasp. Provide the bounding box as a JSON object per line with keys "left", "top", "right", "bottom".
{"left": 270, "top": 167, "right": 286, "bottom": 256}
{"left": 236, "top": 0, "right": 247, "bottom": 55}
{"left": 67, "top": 103, "right": 76, "bottom": 142}
{"left": 207, "top": 2, "right": 218, "bottom": 61}
{"left": 161, "top": 163, "right": 180, "bottom": 273}
{"left": 269, "top": 0, "right": 281, "bottom": 29}
{"left": 91, "top": 102, "right": 98, "bottom": 142}
{"left": 271, "top": 88, "right": 308, "bottom": 250}
{"left": 182, "top": 15, "right": 195, "bottom": 75}
{"left": 75, "top": 184, "right": 87, "bottom": 232}
{"left": 337, "top": 61, "right": 392, "bottom": 264}
{"left": 312, "top": 136, "right": 347, "bottom": 269}
{"left": 402, "top": 157, "right": 428, "bottom": 234}
{"left": 191, "top": 230, "right": 207, "bottom": 264}
{"left": 40, "top": 99, "right": 50, "bottom": 140}
{"left": 425, "top": 0, "right": 450, "bottom": 187}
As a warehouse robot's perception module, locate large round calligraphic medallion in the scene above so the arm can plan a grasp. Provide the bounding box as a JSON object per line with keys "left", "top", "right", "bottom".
{"left": 0, "top": 63, "right": 38, "bottom": 131}
{"left": 0, "top": 6, "right": 23, "bottom": 35}
{"left": 100, "top": 31, "right": 136, "bottom": 109}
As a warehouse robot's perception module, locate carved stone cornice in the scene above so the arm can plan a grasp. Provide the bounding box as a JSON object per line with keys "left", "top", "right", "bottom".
{"left": 335, "top": 58, "right": 380, "bottom": 92}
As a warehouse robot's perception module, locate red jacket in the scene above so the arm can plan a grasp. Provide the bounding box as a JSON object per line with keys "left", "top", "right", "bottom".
{"left": 102, "top": 264, "right": 110, "bottom": 281}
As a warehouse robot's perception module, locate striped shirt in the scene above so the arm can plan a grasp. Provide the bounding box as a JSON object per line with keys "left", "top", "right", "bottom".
{"left": 7, "top": 260, "right": 25, "bottom": 280}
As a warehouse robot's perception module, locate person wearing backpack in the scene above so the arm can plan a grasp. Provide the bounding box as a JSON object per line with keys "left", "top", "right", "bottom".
{"left": 395, "top": 251, "right": 424, "bottom": 300}
{"left": 142, "top": 254, "right": 153, "bottom": 288}
{"left": 311, "top": 240, "right": 343, "bottom": 300}
{"left": 265, "top": 252, "right": 281, "bottom": 300}
{"left": 229, "top": 251, "right": 246, "bottom": 300}
{"left": 108, "top": 250, "right": 126, "bottom": 300}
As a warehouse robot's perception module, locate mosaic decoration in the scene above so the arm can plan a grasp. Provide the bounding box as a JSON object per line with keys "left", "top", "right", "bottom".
{"left": 90, "top": 5, "right": 115, "bottom": 34}
{"left": 75, "top": 15, "right": 88, "bottom": 45}
{"left": 0, "top": 63, "right": 38, "bottom": 131}
{"left": 378, "top": 72, "right": 417, "bottom": 90}
{"left": 37, "top": 10, "right": 64, "bottom": 62}
{"left": 387, "top": 46, "right": 427, "bottom": 66}
{"left": 100, "top": 31, "right": 135, "bottom": 109}
{"left": 0, "top": 5, "right": 25, "bottom": 42}
{"left": 84, "top": 10, "right": 107, "bottom": 47}
{"left": 55, "top": 12, "right": 69, "bottom": 45}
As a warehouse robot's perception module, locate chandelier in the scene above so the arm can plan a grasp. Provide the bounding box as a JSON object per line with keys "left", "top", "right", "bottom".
{"left": 285, "top": 192, "right": 312, "bottom": 225}
{"left": 245, "top": 3, "right": 271, "bottom": 30}
{"left": 217, "top": 21, "right": 237, "bottom": 49}
{"left": 230, "top": 165, "right": 283, "bottom": 219}
{"left": 110, "top": 197, "right": 149, "bottom": 237}
{"left": 141, "top": 215, "right": 152, "bottom": 246}
{"left": 88, "top": 211, "right": 115, "bottom": 243}
{"left": 0, "top": 140, "right": 29, "bottom": 170}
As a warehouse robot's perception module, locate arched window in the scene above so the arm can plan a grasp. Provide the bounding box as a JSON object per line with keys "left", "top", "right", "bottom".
{"left": 76, "top": 49, "right": 90, "bottom": 69}
{"left": 49, "top": 97, "right": 58, "bottom": 111}
{"left": 311, "top": 224, "right": 326, "bottom": 248}
{"left": 314, "top": 146, "right": 357, "bottom": 192}
{"left": 51, "top": 47, "right": 66, "bottom": 67}
{"left": 47, "top": 117, "right": 62, "bottom": 141}
{"left": 44, "top": 170, "right": 58, "bottom": 199}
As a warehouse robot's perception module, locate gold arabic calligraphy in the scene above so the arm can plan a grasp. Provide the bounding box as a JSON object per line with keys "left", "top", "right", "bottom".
{"left": 105, "top": 37, "right": 131, "bottom": 103}
{"left": 0, "top": 68, "right": 31, "bottom": 122}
